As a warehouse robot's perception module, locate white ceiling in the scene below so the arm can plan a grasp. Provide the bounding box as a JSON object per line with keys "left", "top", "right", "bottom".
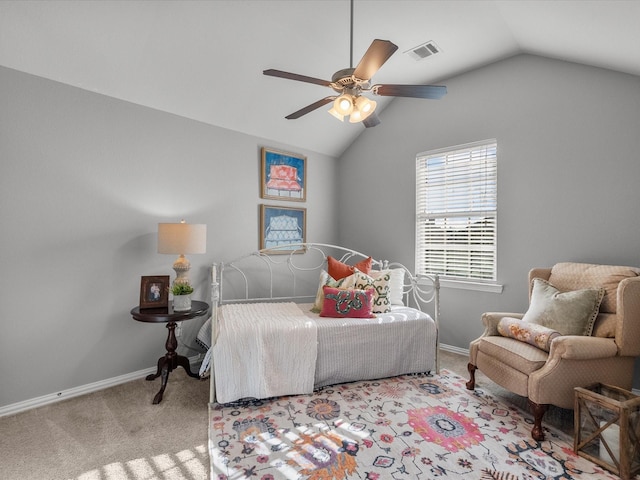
{"left": 1, "top": 0, "right": 639, "bottom": 158}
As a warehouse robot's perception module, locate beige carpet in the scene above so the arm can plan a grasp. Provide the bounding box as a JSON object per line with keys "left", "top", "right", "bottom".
{"left": 0, "top": 351, "right": 573, "bottom": 480}
{"left": 0, "top": 369, "right": 210, "bottom": 480}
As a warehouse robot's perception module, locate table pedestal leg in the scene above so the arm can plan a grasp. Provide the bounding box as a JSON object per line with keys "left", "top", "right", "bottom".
{"left": 153, "top": 365, "right": 170, "bottom": 404}
{"left": 145, "top": 321, "right": 200, "bottom": 404}
{"left": 146, "top": 357, "right": 164, "bottom": 381}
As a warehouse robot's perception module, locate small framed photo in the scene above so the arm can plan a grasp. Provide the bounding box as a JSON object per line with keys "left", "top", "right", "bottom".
{"left": 140, "top": 275, "right": 170, "bottom": 309}
{"left": 260, "top": 204, "right": 306, "bottom": 254}
{"left": 260, "top": 147, "right": 306, "bottom": 202}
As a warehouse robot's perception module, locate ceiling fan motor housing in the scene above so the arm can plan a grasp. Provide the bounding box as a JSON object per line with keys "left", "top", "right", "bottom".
{"left": 330, "top": 68, "right": 369, "bottom": 93}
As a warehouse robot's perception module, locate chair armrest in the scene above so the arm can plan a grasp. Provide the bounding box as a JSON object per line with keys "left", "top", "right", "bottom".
{"left": 548, "top": 335, "right": 618, "bottom": 360}
{"left": 481, "top": 312, "right": 524, "bottom": 336}
{"left": 617, "top": 277, "right": 640, "bottom": 357}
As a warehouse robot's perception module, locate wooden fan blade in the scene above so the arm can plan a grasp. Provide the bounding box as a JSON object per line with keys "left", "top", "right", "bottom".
{"left": 363, "top": 112, "right": 381, "bottom": 128}
{"left": 285, "top": 96, "right": 337, "bottom": 119}
{"left": 373, "top": 84, "right": 447, "bottom": 99}
{"left": 263, "top": 69, "right": 332, "bottom": 87}
{"left": 353, "top": 39, "right": 398, "bottom": 81}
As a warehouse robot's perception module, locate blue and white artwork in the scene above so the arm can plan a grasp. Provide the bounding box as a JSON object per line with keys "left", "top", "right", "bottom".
{"left": 260, "top": 205, "right": 306, "bottom": 253}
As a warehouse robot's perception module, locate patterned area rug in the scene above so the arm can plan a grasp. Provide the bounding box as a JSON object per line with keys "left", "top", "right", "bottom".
{"left": 209, "top": 370, "right": 617, "bottom": 479}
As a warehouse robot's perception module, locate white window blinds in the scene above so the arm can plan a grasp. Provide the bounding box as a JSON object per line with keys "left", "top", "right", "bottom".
{"left": 416, "top": 140, "right": 497, "bottom": 281}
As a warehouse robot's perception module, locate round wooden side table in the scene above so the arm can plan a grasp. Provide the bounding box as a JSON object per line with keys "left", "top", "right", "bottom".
{"left": 131, "top": 300, "right": 209, "bottom": 404}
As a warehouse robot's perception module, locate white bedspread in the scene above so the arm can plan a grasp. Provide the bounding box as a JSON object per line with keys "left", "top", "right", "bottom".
{"left": 213, "top": 302, "right": 318, "bottom": 404}
{"left": 309, "top": 304, "right": 436, "bottom": 388}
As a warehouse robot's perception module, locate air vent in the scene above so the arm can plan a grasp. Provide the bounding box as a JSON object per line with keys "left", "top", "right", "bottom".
{"left": 405, "top": 41, "right": 440, "bottom": 61}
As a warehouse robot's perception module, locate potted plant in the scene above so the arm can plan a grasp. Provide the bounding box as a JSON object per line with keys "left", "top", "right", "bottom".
{"left": 171, "top": 282, "right": 194, "bottom": 312}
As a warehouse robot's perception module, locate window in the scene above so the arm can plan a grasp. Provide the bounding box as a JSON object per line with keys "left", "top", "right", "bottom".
{"left": 416, "top": 140, "right": 497, "bottom": 283}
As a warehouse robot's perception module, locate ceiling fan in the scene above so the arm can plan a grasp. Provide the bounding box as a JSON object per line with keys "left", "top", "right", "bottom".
{"left": 263, "top": 0, "right": 447, "bottom": 127}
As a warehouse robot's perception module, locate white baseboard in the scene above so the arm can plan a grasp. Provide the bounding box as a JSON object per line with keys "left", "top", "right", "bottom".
{"left": 0, "top": 354, "right": 202, "bottom": 418}
{"left": 440, "top": 343, "right": 469, "bottom": 356}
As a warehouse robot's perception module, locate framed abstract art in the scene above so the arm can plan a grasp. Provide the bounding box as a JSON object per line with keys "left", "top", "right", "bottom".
{"left": 260, "top": 147, "right": 306, "bottom": 202}
{"left": 259, "top": 204, "right": 306, "bottom": 254}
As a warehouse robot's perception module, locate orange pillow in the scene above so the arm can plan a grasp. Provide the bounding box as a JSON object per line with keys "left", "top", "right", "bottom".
{"left": 327, "top": 256, "right": 372, "bottom": 280}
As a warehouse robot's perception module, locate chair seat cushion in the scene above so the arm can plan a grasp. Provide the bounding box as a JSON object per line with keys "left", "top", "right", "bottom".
{"left": 477, "top": 336, "right": 548, "bottom": 375}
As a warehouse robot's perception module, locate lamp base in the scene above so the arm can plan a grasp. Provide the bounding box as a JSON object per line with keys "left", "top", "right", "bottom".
{"left": 172, "top": 254, "right": 191, "bottom": 285}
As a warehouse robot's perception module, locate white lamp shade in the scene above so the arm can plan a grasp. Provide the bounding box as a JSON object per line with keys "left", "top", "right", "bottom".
{"left": 358, "top": 96, "right": 376, "bottom": 114}
{"left": 333, "top": 94, "right": 354, "bottom": 116}
{"left": 349, "top": 96, "right": 377, "bottom": 123}
{"left": 328, "top": 106, "right": 345, "bottom": 121}
{"left": 158, "top": 223, "right": 207, "bottom": 254}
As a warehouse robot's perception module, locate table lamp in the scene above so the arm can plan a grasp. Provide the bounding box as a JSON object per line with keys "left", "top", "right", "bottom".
{"left": 157, "top": 220, "right": 207, "bottom": 286}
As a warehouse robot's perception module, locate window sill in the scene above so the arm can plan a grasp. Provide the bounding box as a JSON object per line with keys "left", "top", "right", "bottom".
{"left": 439, "top": 278, "right": 504, "bottom": 294}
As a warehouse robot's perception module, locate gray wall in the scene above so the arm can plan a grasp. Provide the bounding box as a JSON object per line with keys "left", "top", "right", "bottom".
{"left": 337, "top": 54, "right": 640, "bottom": 385}
{"left": 3, "top": 52, "right": 640, "bottom": 409}
{"left": 0, "top": 66, "right": 338, "bottom": 408}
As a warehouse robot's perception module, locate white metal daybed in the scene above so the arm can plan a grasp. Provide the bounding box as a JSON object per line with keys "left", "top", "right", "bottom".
{"left": 201, "top": 243, "right": 440, "bottom": 405}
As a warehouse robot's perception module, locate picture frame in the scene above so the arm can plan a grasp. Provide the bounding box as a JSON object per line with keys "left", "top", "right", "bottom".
{"left": 259, "top": 204, "right": 307, "bottom": 254}
{"left": 260, "top": 147, "right": 306, "bottom": 202}
{"left": 139, "top": 275, "right": 170, "bottom": 309}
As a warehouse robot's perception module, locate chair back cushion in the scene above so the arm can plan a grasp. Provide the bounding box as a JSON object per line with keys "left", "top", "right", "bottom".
{"left": 548, "top": 263, "right": 640, "bottom": 314}
{"left": 593, "top": 312, "right": 618, "bottom": 338}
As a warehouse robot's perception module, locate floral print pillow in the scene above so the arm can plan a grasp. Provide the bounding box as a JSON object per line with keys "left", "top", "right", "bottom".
{"left": 497, "top": 317, "right": 562, "bottom": 352}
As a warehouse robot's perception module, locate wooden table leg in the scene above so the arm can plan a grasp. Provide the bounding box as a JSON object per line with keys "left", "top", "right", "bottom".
{"left": 145, "top": 321, "right": 200, "bottom": 403}
{"left": 146, "top": 357, "right": 164, "bottom": 381}
{"left": 177, "top": 354, "right": 200, "bottom": 379}
{"left": 153, "top": 364, "right": 170, "bottom": 404}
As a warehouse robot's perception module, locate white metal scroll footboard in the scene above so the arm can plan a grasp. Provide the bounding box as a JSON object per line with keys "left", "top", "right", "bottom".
{"left": 209, "top": 243, "right": 439, "bottom": 404}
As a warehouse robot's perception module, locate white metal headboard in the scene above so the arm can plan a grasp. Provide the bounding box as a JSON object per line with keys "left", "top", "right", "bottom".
{"left": 211, "top": 243, "right": 439, "bottom": 305}
{"left": 209, "top": 243, "right": 439, "bottom": 403}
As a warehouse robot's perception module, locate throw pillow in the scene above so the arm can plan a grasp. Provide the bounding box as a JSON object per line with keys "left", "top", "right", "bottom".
{"left": 327, "top": 255, "right": 372, "bottom": 280}
{"left": 311, "top": 270, "right": 357, "bottom": 313}
{"left": 522, "top": 278, "right": 605, "bottom": 336}
{"left": 497, "top": 317, "right": 561, "bottom": 352}
{"left": 370, "top": 268, "right": 405, "bottom": 306}
{"left": 320, "top": 286, "right": 375, "bottom": 318}
{"left": 352, "top": 269, "right": 391, "bottom": 314}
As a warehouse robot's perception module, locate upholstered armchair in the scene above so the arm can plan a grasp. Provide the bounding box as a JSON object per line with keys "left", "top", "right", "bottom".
{"left": 466, "top": 262, "right": 640, "bottom": 441}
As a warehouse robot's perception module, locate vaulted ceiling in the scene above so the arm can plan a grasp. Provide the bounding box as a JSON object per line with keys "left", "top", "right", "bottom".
{"left": 1, "top": 1, "right": 639, "bottom": 157}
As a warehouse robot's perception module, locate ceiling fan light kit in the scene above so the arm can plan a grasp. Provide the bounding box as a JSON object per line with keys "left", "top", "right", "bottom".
{"left": 326, "top": 91, "right": 376, "bottom": 123}
{"left": 263, "top": 0, "right": 446, "bottom": 127}
{"left": 348, "top": 95, "right": 376, "bottom": 123}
